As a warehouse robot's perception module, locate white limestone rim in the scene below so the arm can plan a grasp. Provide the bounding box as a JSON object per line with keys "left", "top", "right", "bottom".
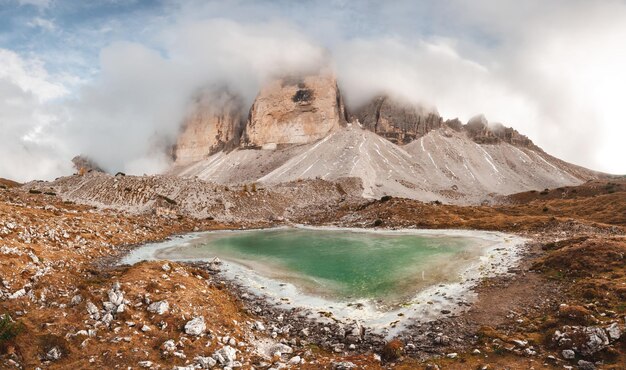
{"left": 121, "top": 227, "right": 527, "bottom": 338}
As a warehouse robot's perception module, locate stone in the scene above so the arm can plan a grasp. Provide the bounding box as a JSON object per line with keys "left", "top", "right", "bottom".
{"left": 562, "top": 349, "right": 576, "bottom": 360}
{"left": 69, "top": 294, "right": 83, "bottom": 306}
{"left": 577, "top": 360, "right": 596, "bottom": 370}
{"left": 254, "top": 321, "right": 265, "bottom": 331}
{"left": 194, "top": 355, "right": 217, "bottom": 368}
{"left": 45, "top": 347, "right": 62, "bottom": 361}
{"left": 86, "top": 301, "right": 100, "bottom": 320}
{"left": 446, "top": 353, "right": 458, "bottom": 359}
{"left": 147, "top": 300, "right": 169, "bottom": 315}
{"left": 162, "top": 339, "right": 176, "bottom": 352}
{"left": 288, "top": 355, "right": 302, "bottom": 365}
{"left": 605, "top": 322, "right": 621, "bottom": 341}
{"left": 345, "top": 321, "right": 364, "bottom": 343}
{"left": 138, "top": 361, "right": 153, "bottom": 368}
{"left": 269, "top": 343, "right": 293, "bottom": 356}
{"left": 242, "top": 71, "right": 346, "bottom": 148}
{"left": 107, "top": 289, "right": 124, "bottom": 306}
{"left": 332, "top": 361, "right": 357, "bottom": 370}
{"left": 184, "top": 316, "right": 206, "bottom": 336}
{"left": 213, "top": 345, "right": 237, "bottom": 367}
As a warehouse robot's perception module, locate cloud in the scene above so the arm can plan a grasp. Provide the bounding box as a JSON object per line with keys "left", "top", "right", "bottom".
{"left": 0, "top": 49, "right": 71, "bottom": 182}
{"left": 60, "top": 20, "right": 327, "bottom": 175}
{"left": 17, "top": 0, "right": 51, "bottom": 9}
{"left": 27, "top": 17, "right": 56, "bottom": 31}
{"left": 1, "top": 1, "right": 626, "bottom": 182}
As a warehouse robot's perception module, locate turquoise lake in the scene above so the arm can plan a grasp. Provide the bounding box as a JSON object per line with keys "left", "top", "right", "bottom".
{"left": 151, "top": 229, "right": 488, "bottom": 303}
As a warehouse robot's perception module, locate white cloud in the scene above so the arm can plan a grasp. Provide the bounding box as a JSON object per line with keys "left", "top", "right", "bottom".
{"left": 17, "top": 0, "right": 51, "bottom": 9}
{"left": 1, "top": 1, "right": 626, "bottom": 182}
{"left": 27, "top": 17, "right": 56, "bottom": 31}
{"left": 0, "top": 49, "right": 71, "bottom": 182}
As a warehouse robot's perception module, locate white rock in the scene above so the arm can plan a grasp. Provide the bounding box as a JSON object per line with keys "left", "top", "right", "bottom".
{"left": 108, "top": 289, "right": 124, "bottom": 306}
{"left": 141, "top": 325, "right": 151, "bottom": 332}
{"left": 332, "top": 361, "right": 356, "bottom": 370}
{"left": 213, "top": 345, "right": 237, "bottom": 367}
{"left": 45, "top": 347, "right": 62, "bottom": 361}
{"left": 269, "top": 343, "right": 293, "bottom": 356}
{"left": 70, "top": 294, "right": 83, "bottom": 306}
{"left": 446, "top": 353, "right": 458, "bottom": 359}
{"left": 138, "top": 360, "right": 153, "bottom": 368}
{"left": 606, "top": 322, "right": 621, "bottom": 341}
{"left": 562, "top": 349, "right": 575, "bottom": 359}
{"left": 147, "top": 300, "right": 169, "bottom": 315}
{"left": 254, "top": 321, "right": 266, "bottom": 331}
{"left": 288, "top": 355, "right": 301, "bottom": 365}
{"left": 162, "top": 339, "right": 176, "bottom": 352}
{"left": 162, "top": 263, "right": 171, "bottom": 272}
{"left": 8, "top": 288, "right": 26, "bottom": 300}
{"left": 194, "top": 355, "right": 217, "bottom": 368}
{"left": 184, "top": 316, "right": 206, "bottom": 336}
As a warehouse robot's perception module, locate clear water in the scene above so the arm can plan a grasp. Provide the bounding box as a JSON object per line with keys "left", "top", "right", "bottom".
{"left": 154, "top": 229, "right": 488, "bottom": 304}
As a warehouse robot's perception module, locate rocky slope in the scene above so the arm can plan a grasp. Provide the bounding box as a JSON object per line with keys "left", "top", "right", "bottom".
{"left": 171, "top": 124, "right": 593, "bottom": 204}
{"left": 23, "top": 172, "right": 364, "bottom": 222}
{"left": 2, "top": 177, "right": 625, "bottom": 369}
{"left": 241, "top": 72, "right": 347, "bottom": 148}
{"left": 169, "top": 77, "right": 599, "bottom": 204}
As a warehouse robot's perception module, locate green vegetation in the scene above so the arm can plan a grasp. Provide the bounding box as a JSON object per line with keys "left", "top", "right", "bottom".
{"left": 0, "top": 313, "right": 23, "bottom": 347}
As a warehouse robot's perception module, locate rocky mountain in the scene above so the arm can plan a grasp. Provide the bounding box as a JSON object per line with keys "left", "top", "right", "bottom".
{"left": 169, "top": 72, "right": 599, "bottom": 204}
{"left": 173, "top": 90, "right": 246, "bottom": 164}
{"left": 352, "top": 96, "right": 442, "bottom": 144}
{"left": 241, "top": 72, "right": 347, "bottom": 148}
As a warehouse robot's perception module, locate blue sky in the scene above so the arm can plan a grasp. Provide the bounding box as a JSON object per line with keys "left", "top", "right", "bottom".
{"left": 1, "top": 0, "right": 625, "bottom": 180}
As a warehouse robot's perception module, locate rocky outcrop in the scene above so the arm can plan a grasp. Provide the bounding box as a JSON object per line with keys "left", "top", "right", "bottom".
{"left": 242, "top": 72, "right": 347, "bottom": 148}
{"left": 464, "top": 114, "right": 537, "bottom": 148}
{"left": 72, "top": 155, "right": 104, "bottom": 174}
{"left": 352, "top": 96, "right": 442, "bottom": 144}
{"left": 173, "top": 90, "right": 245, "bottom": 164}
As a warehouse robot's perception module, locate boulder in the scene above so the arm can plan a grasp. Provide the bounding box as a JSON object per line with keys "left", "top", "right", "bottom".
{"left": 213, "top": 345, "right": 237, "bottom": 367}
{"left": 147, "top": 300, "right": 169, "bottom": 315}
{"left": 184, "top": 316, "right": 206, "bottom": 336}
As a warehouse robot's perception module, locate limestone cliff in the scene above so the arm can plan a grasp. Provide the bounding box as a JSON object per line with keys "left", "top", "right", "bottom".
{"left": 173, "top": 90, "right": 245, "bottom": 164}
{"left": 353, "top": 96, "right": 442, "bottom": 144}
{"left": 242, "top": 72, "right": 347, "bottom": 148}
{"left": 465, "top": 115, "right": 537, "bottom": 149}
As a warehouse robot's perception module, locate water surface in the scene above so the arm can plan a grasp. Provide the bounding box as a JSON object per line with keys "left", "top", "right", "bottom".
{"left": 150, "top": 228, "right": 488, "bottom": 306}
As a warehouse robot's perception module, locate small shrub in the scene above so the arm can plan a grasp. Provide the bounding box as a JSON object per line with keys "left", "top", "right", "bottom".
{"left": 251, "top": 183, "right": 257, "bottom": 192}
{"left": 242, "top": 184, "right": 248, "bottom": 193}
{"left": 28, "top": 189, "right": 42, "bottom": 194}
{"left": 373, "top": 219, "right": 383, "bottom": 227}
{"left": 542, "top": 207, "right": 549, "bottom": 212}
{"left": 0, "top": 313, "right": 23, "bottom": 348}
{"left": 381, "top": 339, "right": 404, "bottom": 362}
{"left": 380, "top": 195, "right": 392, "bottom": 202}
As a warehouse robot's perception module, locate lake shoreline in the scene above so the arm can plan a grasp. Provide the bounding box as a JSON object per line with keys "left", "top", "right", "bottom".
{"left": 121, "top": 227, "right": 527, "bottom": 338}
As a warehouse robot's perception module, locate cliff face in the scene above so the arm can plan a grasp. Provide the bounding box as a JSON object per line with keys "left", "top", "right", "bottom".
{"left": 353, "top": 97, "right": 536, "bottom": 149}
{"left": 242, "top": 72, "right": 347, "bottom": 148}
{"left": 465, "top": 115, "right": 537, "bottom": 149}
{"left": 173, "top": 90, "right": 245, "bottom": 164}
{"left": 353, "top": 96, "right": 442, "bottom": 144}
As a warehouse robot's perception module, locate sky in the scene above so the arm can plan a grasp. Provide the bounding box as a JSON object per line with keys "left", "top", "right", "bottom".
{"left": 1, "top": 0, "right": 625, "bottom": 182}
